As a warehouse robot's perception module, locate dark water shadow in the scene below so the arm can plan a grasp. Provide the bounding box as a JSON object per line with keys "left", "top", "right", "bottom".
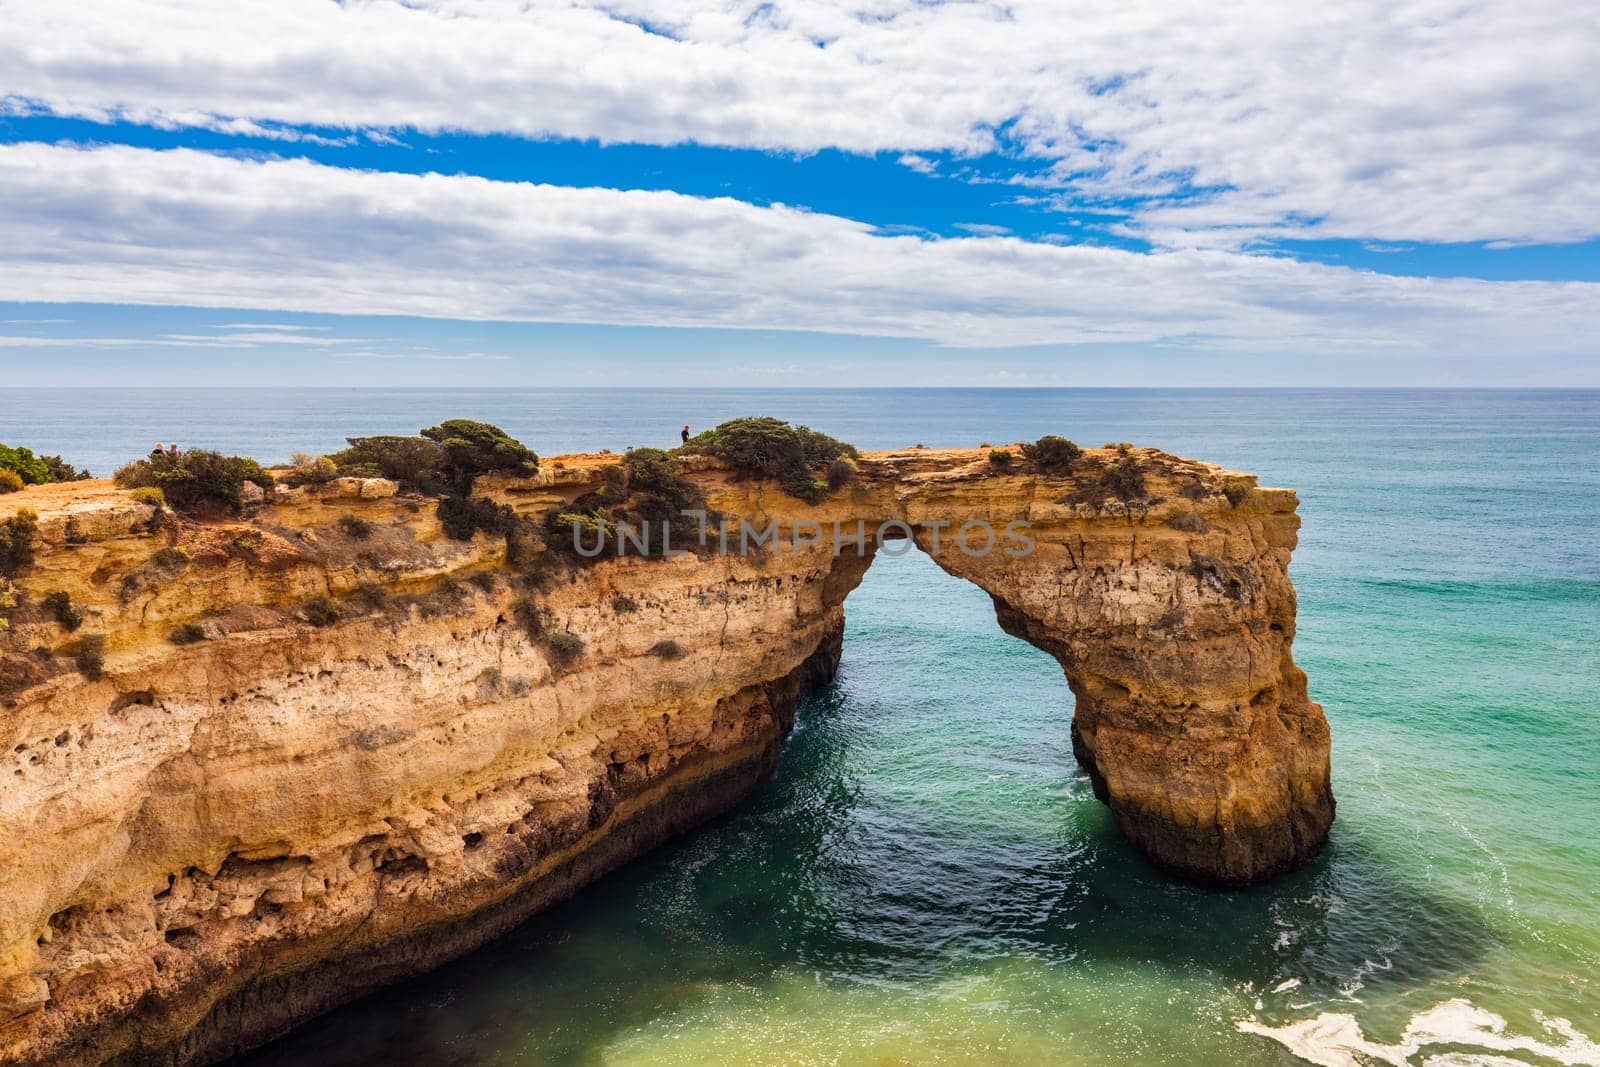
{"left": 239, "top": 674, "right": 1496, "bottom": 1067}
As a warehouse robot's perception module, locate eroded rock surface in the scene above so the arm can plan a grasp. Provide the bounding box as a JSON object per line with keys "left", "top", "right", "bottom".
{"left": 0, "top": 445, "right": 1332, "bottom": 1065}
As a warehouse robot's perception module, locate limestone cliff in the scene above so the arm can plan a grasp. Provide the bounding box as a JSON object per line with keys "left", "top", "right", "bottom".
{"left": 0, "top": 444, "right": 1332, "bottom": 1065}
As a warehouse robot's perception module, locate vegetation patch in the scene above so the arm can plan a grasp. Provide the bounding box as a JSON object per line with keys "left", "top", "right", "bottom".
{"left": 330, "top": 419, "right": 538, "bottom": 498}
{"left": 544, "top": 447, "right": 707, "bottom": 559}
{"left": 1, "top": 443, "right": 90, "bottom": 485}
{"left": 543, "top": 631, "right": 585, "bottom": 669}
{"left": 286, "top": 453, "right": 338, "bottom": 486}
{"left": 648, "top": 639, "right": 685, "bottom": 660}
{"left": 681, "top": 416, "right": 858, "bottom": 504}
{"left": 74, "top": 634, "right": 105, "bottom": 681}
{"left": 437, "top": 494, "right": 519, "bottom": 542}
{"left": 337, "top": 514, "right": 373, "bottom": 540}
{"left": 1062, "top": 445, "right": 1148, "bottom": 506}
{"left": 826, "top": 457, "right": 857, "bottom": 491}
{"left": 114, "top": 450, "right": 273, "bottom": 515}
{"left": 0, "top": 510, "right": 36, "bottom": 578}
{"left": 988, "top": 449, "right": 1013, "bottom": 468}
{"left": 1178, "top": 481, "right": 1210, "bottom": 502}
{"left": 512, "top": 596, "right": 544, "bottom": 641}
{"left": 0, "top": 470, "right": 21, "bottom": 495}
{"left": 1166, "top": 513, "right": 1211, "bottom": 533}
{"left": 41, "top": 591, "right": 82, "bottom": 632}
{"left": 1224, "top": 479, "right": 1253, "bottom": 508}
{"left": 422, "top": 419, "right": 540, "bottom": 492}
{"left": 330, "top": 435, "right": 447, "bottom": 495}
{"left": 1021, "top": 435, "right": 1083, "bottom": 474}
{"left": 168, "top": 622, "right": 208, "bottom": 645}
{"left": 301, "top": 596, "right": 343, "bottom": 628}
{"left": 612, "top": 595, "right": 638, "bottom": 613}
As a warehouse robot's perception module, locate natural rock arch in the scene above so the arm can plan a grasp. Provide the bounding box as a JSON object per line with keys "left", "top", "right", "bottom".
{"left": 808, "top": 449, "right": 1335, "bottom": 885}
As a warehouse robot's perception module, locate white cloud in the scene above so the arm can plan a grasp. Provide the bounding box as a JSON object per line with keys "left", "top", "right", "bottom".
{"left": 0, "top": 0, "right": 1595, "bottom": 248}
{"left": 213, "top": 323, "right": 331, "bottom": 331}
{"left": 0, "top": 143, "right": 1595, "bottom": 356}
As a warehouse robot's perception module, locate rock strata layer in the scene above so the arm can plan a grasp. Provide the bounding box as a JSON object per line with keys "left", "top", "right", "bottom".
{"left": 0, "top": 445, "right": 1332, "bottom": 1064}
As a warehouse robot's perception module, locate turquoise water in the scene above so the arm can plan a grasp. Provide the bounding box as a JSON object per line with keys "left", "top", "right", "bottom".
{"left": 4, "top": 388, "right": 1596, "bottom": 1064}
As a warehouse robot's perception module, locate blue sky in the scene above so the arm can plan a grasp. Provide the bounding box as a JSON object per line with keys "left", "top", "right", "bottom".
{"left": 1, "top": 1, "right": 1597, "bottom": 386}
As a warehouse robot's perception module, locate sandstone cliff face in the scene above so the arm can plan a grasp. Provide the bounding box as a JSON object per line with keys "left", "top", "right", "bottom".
{"left": 0, "top": 446, "right": 1332, "bottom": 1065}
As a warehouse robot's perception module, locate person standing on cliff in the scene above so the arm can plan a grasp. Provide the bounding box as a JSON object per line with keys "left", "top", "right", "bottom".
{"left": 681, "top": 424, "right": 691, "bottom": 444}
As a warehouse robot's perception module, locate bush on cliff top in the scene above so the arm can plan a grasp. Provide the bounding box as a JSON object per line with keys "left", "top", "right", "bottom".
{"left": 114, "top": 450, "right": 273, "bottom": 515}
{"left": 330, "top": 435, "right": 448, "bottom": 495}
{"left": 1, "top": 443, "right": 91, "bottom": 486}
{"left": 544, "top": 447, "right": 707, "bottom": 559}
{"left": 0, "top": 470, "right": 21, "bottom": 495}
{"left": 421, "top": 419, "right": 539, "bottom": 493}
{"left": 1021, "top": 435, "right": 1082, "bottom": 474}
{"left": 680, "top": 416, "right": 857, "bottom": 504}
{"left": 333, "top": 419, "right": 539, "bottom": 495}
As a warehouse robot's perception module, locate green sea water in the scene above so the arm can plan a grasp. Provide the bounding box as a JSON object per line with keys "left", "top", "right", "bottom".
{"left": 4, "top": 388, "right": 1596, "bottom": 1064}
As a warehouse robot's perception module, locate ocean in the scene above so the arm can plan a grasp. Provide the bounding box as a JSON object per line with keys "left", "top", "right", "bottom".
{"left": 3, "top": 388, "right": 1596, "bottom": 1065}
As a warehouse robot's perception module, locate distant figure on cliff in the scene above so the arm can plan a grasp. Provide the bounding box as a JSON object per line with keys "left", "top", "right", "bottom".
{"left": 681, "top": 424, "right": 691, "bottom": 444}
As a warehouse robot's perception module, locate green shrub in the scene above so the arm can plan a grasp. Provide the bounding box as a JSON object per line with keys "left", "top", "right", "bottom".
{"left": 75, "top": 634, "right": 105, "bottom": 680}
{"left": 826, "top": 457, "right": 857, "bottom": 491}
{"left": 288, "top": 453, "right": 338, "bottom": 486}
{"left": 648, "top": 639, "right": 684, "bottom": 660}
{"left": 612, "top": 595, "right": 638, "bottom": 613}
{"left": 41, "top": 591, "right": 82, "bottom": 632}
{"left": 114, "top": 450, "right": 273, "bottom": 515}
{"left": 988, "top": 449, "right": 1013, "bottom": 468}
{"left": 330, "top": 435, "right": 446, "bottom": 494}
{"left": 437, "top": 495, "right": 518, "bottom": 542}
{"left": 129, "top": 487, "right": 167, "bottom": 508}
{"left": 544, "top": 448, "right": 706, "bottom": 559}
{"left": 420, "top": 420, "right": 539, "bottom": 492}
{"left": 1098, "top": 457, "right": 1148, "bottom": 501}
{"left": 2, "top": 446, "right": 91, "bottom": 484}
{"left": 544, "top": 631, "right": 585, "bottom": 669}
{"left": 0, "top": 470, "right": 22, "bottom": 494}
{"left": 168, "top": 622, "right": 207, "bottom": 645}
{"left": 40, "top": 455, "right": 90, "bottom": 482}
{"left": 681, "top": 416, "right": 857, "bottom": 505}
{"left": 0, "top": 444, "right": 48, "bottom": 485}
{"left": 337, "top": 514, "right": 373, "bottom": 539}
{"left": 0, "top": 510, "right": 37, "bottom": 577}
{"left": 1021, "top": 435, "right": 1082, "bottom": 474}
{"left": 302, "top": 596, "right": 343, "bottom": 627}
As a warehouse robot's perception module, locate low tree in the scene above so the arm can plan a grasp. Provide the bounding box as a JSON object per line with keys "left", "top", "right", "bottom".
{"left": 114, "top": 450, "right": 273, "bottom": 515}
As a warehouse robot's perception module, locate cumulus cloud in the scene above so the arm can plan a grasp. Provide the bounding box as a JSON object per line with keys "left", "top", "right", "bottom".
{"left": 0, "top": 143, "right": 1595, "bottom": 356}
{"left": 0, "top": 0, "right": 1595, "bottom": 249}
